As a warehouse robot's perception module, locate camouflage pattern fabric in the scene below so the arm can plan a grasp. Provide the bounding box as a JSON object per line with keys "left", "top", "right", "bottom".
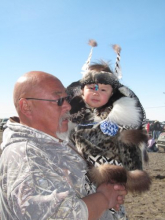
{"left": 0, "top": 119, "right": 117, "bottom": 220}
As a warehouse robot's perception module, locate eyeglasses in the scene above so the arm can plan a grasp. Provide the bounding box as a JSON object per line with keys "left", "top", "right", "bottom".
{"left": 21, "top": 96, "right": 71, "bottom": 106}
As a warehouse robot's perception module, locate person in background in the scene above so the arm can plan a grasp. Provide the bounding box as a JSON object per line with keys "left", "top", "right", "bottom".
{"left": 146, "top": 122, "right": 150, "bottom": 134}
{"left": 163, "top": 125, "right": 165, "bottom": 132}
{"left": 149, "top": 122, "right": 154, "bottom": 137}
{"left": 153, "top": 120, "right": 162, "bottom": 139}
{"left": 147, "top": 135, "right": 158, "bottom": 152}
{"left": 0, "top": 71, "right": 127, "bottom": 220}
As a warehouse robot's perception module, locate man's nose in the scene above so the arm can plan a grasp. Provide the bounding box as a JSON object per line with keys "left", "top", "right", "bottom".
{"left": 63, "top": 100, "right": 71, "bottom": 111}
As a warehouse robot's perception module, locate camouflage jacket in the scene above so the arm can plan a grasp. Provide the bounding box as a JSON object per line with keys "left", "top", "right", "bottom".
{"left": 0, "top": 119, "right": 116, "bottom": 220}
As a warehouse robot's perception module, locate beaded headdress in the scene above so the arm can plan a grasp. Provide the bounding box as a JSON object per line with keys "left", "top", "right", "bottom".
{"left": 80, "top": 40, "right": 122, "bottom": 90}
{"left": 67, "top": 40, "right": 122, "bottom": 96}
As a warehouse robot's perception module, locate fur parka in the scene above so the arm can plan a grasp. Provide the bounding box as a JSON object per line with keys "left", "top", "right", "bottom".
{"left": 68, "top": 84, "right": 151, "bottom": 193}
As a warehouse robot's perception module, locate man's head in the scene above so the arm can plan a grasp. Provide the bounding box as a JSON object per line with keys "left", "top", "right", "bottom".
{"left": 13, "top": 71, "right": 71, "bottom": 138}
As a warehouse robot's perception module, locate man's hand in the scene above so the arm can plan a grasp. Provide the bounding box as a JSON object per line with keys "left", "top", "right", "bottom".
{"left": 96, "top": 183, "right": 127, "bottom": 210}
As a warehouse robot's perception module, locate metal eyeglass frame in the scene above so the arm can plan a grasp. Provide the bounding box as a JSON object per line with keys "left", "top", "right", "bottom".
{"left": 20, "top": 96, "right": 71, "bottom": 106}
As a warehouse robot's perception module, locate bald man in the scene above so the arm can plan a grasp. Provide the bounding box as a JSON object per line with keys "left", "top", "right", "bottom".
{"left": 0, "top": 71, "right": 127, "bottom": 220}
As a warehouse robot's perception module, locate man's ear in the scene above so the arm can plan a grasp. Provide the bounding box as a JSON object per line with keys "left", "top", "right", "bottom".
{"left": 19, "top": 98, "right": 32, "bottom": 117}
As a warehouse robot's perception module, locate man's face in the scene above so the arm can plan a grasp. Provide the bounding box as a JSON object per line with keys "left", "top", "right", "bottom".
{"left": 29, "top": 78, "right": 71, "bottom": 138}
{"left": 82, "top": 83, "right": 113, "bottom": 108}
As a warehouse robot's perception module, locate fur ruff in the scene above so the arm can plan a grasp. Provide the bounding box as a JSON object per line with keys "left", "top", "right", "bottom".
{"left": 107, "top": 97, "right": 142, "bottom": 128}
{"left": 89, "top": 164, "right": 151, "bottom": 193}
{"left": 119, "top": 130, "right": 148, "bottom": 146}
{"left": 126, "top": 170, "right": 151, "bottom": 193}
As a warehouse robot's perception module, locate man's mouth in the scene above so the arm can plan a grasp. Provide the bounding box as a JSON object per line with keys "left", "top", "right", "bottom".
{"left": 61, "top": 112, "right": 71, "bottom": 123}
{"left": 62, "top": 118, "right": 69, "bottom": 124}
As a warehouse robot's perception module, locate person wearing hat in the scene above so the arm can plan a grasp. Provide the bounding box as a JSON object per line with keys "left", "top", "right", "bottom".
{"left": 67, "top": 42, "right": 151, "bottom": 219}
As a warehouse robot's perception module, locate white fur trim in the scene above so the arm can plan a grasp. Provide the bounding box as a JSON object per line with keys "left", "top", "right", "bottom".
{"left": 107, "top": 97, "right": 142, "bottom": 127}
{"left": 118, "top": 86, "right": 132, "bottom": 97}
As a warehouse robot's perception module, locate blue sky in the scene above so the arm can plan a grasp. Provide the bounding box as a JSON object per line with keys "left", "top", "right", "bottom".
{"left": 1, "top": 0, "right": 165, "bottom": 122}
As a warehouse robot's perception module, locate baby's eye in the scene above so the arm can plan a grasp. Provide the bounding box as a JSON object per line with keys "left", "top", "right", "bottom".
{"left": 101, "top": 89, "right": 106, "bottom": 92}
{"left": 87, "top": 85, "right": 94, "bottom": 89}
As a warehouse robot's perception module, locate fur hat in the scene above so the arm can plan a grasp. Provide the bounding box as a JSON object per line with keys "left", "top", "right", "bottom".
{"left": 80, "top": 70, "right": 121, "bottom": 90}
{"left": 80, "top": 41, "right": 122, "bottom": 89}
{"left": 67, "top": 40, "right": 122, "bottom": 96}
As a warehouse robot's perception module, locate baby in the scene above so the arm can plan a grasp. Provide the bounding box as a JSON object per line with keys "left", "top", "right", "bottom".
{"left": 67, "top": 40, "right": 151, "bottom": 193}
{"left": 68, "top": 60, "right": 151, "bottom": 193}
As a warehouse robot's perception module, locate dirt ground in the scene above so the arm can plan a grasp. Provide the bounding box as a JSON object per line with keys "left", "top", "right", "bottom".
{"left": 125, "top": 149, "right": 165, "bottom": 220}
{"left": 0, "top": 131, "right": 165, "bottom": 220}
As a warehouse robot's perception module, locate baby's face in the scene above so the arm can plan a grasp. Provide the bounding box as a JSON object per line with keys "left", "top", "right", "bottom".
{"left": 82, "top": 83, "right": 113, "bottom": 108}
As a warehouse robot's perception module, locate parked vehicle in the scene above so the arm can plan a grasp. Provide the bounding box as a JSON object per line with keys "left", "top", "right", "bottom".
{"left": 0, "top": 118, "right": 9, "bottom": 130}
{"left": 156, "top": 132, "right": 165, "bottom": 152}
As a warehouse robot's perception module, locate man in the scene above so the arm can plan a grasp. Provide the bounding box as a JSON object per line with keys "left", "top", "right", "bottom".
{"left": 0, "top": 71, "right": 127, "bottom": 220}
{"left": 153, "top": 120, "right": 162, "bottom": 139}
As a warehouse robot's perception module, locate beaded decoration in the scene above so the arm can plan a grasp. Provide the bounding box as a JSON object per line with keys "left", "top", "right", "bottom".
{"left": 100, "top": 121, "right": 119, "bottom": 136}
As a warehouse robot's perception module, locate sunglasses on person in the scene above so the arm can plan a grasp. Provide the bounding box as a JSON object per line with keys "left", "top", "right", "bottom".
{"left": 20, "top": 96, "right": 71, "bottom": 106}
